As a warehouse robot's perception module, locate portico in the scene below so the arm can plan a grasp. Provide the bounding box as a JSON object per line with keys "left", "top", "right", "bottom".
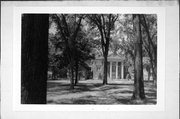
{"left": 92, "top": 53, "right": 125, "bottom": 80}
{"left": 108, "top": 60, "right": 124, "bottom": 80}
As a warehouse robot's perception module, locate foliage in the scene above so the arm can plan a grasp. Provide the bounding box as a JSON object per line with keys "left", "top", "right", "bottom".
{"left": 86, "top": 14, "right": 118, "bottom": 84}
{"left": 48, "top": 13, "right": 157, "bottom": 87}
{"left": 49, "top": 14, "right": 94, "bottom": 88}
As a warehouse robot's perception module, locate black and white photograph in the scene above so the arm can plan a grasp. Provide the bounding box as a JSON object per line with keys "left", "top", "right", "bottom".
{"left": 21, "top": 13, "right": 157, "bottom": 105}
{"left": 1, "top": 1, "right": 179, "bottom": 119}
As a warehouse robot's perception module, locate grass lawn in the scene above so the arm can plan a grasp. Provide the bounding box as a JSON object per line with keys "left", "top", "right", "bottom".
{"left": 47, "top": 79, "right": 156, "bottom": 105}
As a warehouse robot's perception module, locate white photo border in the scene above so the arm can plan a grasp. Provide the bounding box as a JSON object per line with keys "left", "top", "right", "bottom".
{"left": 13, "top": 6, "right": 165, "bottom": 111}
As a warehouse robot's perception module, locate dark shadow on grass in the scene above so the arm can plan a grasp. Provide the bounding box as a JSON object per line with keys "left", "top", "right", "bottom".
{"left": 72, "top": 83, "right": 104, "bottom": 92}
{"left": 47, "top": 81, "right": 134, "bottom": 96}
{"left": 47, "top": 80, "right": 157, "bottom": 104}
{"left": 72, "top": 99, "right": 96, "bottom": 104}
{"left": 99, "top": 86, "right": 122, "bottom": 91}
{"left": 145, "top": 99, "right": 157, "bottom": 104}
{"left": 47, "top": 82, "right": 105, "bottom": 95}
{"left": 146, "top": 92, "right": 157, "bottom": 98}
{"left": 119, "top": 90, "right": 133, "bottom": 94}
{"left": 47, "top": 81, "right": 133, "bottom": 92}
{"left": 146, "top": 88, "right": 156, "bottom": 93}
{"left": 99, "top": 84, "right": 133, "bottom": 91}
{"left": 116, "top": 98, "right": 131, "bottom": 104}
{"left": 113, "top": 96, "right": 131, "bottom": 104}
{"left": 47, "top": 82, "right": 70, "bottom": 89}
{"left": 107, "top": 83, "right": 133, "bottom": 86}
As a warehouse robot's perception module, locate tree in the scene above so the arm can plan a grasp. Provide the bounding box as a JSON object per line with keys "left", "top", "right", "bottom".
{"left": 50, "top": 14, "right": 83, "bottom": 89}
{"left": 115, "top": 15, "right": 135, "bottom": 79}
{"left": 73, "top": 28, "right": 95, "bottom": 85}
{"left": 141, "top": 14, "right": 157, "bottom": 85}
{"left": 117, "top": 14, "right": 157, "bottom": 83}
{"left": 50, "top": 14, "right": 94, "bottom": 88}
{"left": 132, "top": 14, "right": 145, "bottom": 100}
{"left": 21, "top": 14, "right": 49, "bottom": 104}
{"left": 109, "top": 36, "right": 121, "bottom": 55}
{"left": 87, "top": 14, "right": 118, "bottom": 84}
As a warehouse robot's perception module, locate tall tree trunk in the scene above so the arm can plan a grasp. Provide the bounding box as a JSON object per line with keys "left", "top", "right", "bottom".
{"left": 21, "top": 14, "right": 48, "bottom": 104}
{"left": 149, "top": 58, "right": 157, "bottom": 85}
{"left": 103, "top": 53, "right": 108, "bottom": 85}
{"left": 141, "top": 14, "right": 157, "bottom": 85}
{"left": 70, "top": 64, "right": 74, "bottom": 89}
{"left": 75, "top": 62, "right": 79, "bottom": 85}
{"left": 132, "top": 15, "right": 145, "bottom": 100}
{"left": 152, "top": 66, "right": 157, "bottom": 86}
{"left": 147, "top": 66, "right": 150, "bottom": 81}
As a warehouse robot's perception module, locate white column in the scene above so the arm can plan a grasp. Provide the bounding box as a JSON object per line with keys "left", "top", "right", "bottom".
{"left": 116, "top": 61, "right": 118, "bottom": 79}
{"left": 110, "top": 62, "right": 112, "bottom": 80}
{"left": 121, "top": 62, "right": 124, "bottom": 79}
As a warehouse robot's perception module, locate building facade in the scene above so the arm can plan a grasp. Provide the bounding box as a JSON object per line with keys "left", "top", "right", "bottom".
{"left": 91, "top": 53, "right": 125, "bottom": 80}
{"left": 91, "top": 54, "right": 153, "bottom": 81}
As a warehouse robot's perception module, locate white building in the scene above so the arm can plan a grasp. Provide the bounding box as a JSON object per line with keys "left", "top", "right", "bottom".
{"left": 91, "top": 54, "right": 153, "bottom": 81}
{"left": 91, "top": 53, "right": 125, "bottom": 80}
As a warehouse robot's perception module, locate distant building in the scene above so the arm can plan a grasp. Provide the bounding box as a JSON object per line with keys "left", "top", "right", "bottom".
{"left": 91, "top": 53, "right": 125, "bottom": 80}
{"left": 91, "top": 54, "right": 153, "bottom": 81}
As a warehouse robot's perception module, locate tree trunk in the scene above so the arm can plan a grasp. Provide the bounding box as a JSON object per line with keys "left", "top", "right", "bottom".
{"left": 75, "top": 62, "right": 79, "bottom": 85}
{"left": 152, "top": 66, "right": 157, "bottom": 86}
{"left": 103, "top": 54, "right": 108, "bottom": 85}
{"left": 150, "top": 58, "right": 157, "bottom": 85}
{"left": 67, "top": 69, "right": 70, "bottom": 80}
{"left": 132, "top": 15, "right": 145, "bottom": 100}
{"left": 141, "top": 14, "right": 157, "bottom": 85}
{"left": 70, "top": 65, "right": 74, "bottom": 89}
{"left": 21, "top": 14, "right": 48, "bottom": 104}
{"left": 147, "top": 67, "right": 150, "bottom": 81}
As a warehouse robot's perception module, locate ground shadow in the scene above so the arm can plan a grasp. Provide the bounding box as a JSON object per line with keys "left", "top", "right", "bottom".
{"left": 47, "top": 80, "right": 157, "bottom": 104}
